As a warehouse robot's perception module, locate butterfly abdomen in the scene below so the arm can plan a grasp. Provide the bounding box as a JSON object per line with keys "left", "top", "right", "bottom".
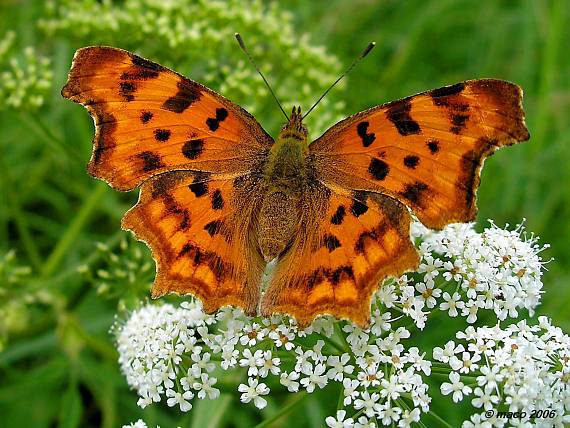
{"left": 258, "top": 126, "right": 309, "bottom": 261}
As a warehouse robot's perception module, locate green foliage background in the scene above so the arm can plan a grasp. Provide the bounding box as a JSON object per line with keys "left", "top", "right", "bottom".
{"left": 0, "top": 0, "right": 568, "bottom": 427}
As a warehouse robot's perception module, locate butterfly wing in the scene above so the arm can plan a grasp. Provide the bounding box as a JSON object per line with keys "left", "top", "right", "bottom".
{"left": 62, "top": 46, "right": 272, "bottom": 191}
{"left": 309, "top": 79, "right": 529, "bottom": 229}
{"left": 62, "top": 46, "right": 272, "bottom": 312}
{"left": 122, "top": 170, "right": 266, "bottom": 313}
{"left": 263, "top": 79, "right": 529, "bottom": 327}
{"left": 262, "top": 185, "right": 418, "bottom": 327}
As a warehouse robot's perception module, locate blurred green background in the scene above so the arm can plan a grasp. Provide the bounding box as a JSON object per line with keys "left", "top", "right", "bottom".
{"left": 0, "top": 0, "right": 568, "bottom": 427}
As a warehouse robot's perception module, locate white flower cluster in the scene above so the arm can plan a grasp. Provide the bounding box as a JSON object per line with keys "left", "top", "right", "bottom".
{"left": 116, "top": 301, "right": 431, "bottom": 427}
{"left": 114, "top": 220, "right": 553, "bottom": 426}
{"left": 377, "top": 221, "right": 547, "bottom": 329}
{"left": 434, "top": 318, "right": 570, "bottom": 427}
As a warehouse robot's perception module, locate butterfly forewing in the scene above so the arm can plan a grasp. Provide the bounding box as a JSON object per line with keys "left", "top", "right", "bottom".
{"left": 310, "top": 79, "right": 529, "bottom": 229}
{"left": 62, "top": 46, "right": 273, "bottom": 191}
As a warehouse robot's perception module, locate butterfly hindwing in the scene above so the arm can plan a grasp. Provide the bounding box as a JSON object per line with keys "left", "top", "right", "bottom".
{"left": 310, "top": 79, "right": 529, "bottom": 229}
{"left": 122, "top": 170, "right": 266, "bottom": 314}
{"left": 262, "top": 187, "right": 419, "bottom": 327}
{"left": 62, "top": 46, "right": 272, "bottom": 191}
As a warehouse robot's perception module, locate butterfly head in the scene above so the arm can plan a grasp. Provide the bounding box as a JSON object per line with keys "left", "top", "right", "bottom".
{"left": 280, "top": 106, "right": 308, "bottom": 139}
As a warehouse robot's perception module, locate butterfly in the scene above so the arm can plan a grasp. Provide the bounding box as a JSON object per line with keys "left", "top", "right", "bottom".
{"left": 61, "top": 44, "right": 529, "bottom": 327}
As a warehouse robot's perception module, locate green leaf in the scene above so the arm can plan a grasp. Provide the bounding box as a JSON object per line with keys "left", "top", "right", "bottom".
{"left": 190, "top": 395, "right": 232, "bottom": 428}
{"left": 58, "top": 382, "right": 83, "bottom": 428}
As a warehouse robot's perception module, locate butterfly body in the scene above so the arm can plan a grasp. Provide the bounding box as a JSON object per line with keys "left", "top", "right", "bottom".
{"left": 258, "top": 106, "right": 309, "bottom": 261}
{"left": 62, "top": 46, "right": 529, "bottom": 327}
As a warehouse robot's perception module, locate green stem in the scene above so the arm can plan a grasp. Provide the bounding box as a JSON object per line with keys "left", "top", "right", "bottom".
{"left": 334, "top": 322, "right": 351, "bottom": 353}
{"left": 30, "top": 112, "right": 68, "bottom": 150}
{"left": 321, "top": 334, "right": 347, "bottom": 355}
{"left": 336, "top": 384, "right": 344, "bottom": 410}
{"left": 6, "top": 188, "right": 42, "bottom": 270}
{"left": 41, "top": 182, "right": 108, "bottom": 277}
{"left": 0, "top": 146, "right": 42, "bottom": 269}
{"left": 428, "top": 409, "right": 454, "bottom": 428}
{"left": 253, "top": 392, "right": 308, "bottom": 428}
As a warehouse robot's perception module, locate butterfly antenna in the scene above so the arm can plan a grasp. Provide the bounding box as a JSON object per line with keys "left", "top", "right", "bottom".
{"left": 234, "top": 33, "right": 289, "bottom": 121}
{"left": 302, "top": 42, "right": 376, "bottom": 120}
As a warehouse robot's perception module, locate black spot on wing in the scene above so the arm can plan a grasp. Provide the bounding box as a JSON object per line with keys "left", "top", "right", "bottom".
{"left": 162, "top": 80, "right": 201, "bottom": 113}
{"left": 323, "top": 234, "right": 341, "bottom": 252}
{"left": 204, "top": 220, "right": 223, "bottom": 237}
{"left": 177, "top": 242, "right": 229, "bottom": 281}
{"left": 386, "top": 99, "right": 420, "bottom": 136}
{"left": 119, "top": 82, "right": 136, "bottom": 101}
{"left": 451, "top": 114, "right": 469, "bottom": 134}
{"left": 211, "top": 189, "right": 224, "bottom": 210}
{"left": 160, "top": 191, "right": 191, "bottom": 230}
{"left": 350, "top": 191, "right": 369, "bottom": 217}
{"left": 403, "top": 155, "right": 420, "bottom": 169}
{"left": 93, "top": 111, "right": 117, "bottom": 163}
{"left": 354, "top": 222, "right": 388, "bottom": 254}
{"left": 460, "top": 149, "right": 481, "bottom": 210}
{"left": 182, "top": 139, "right": 204, "bottom": 160}
{"left": 306, "top": 265, "right": 355, "bottom": 289}
{"left": 331, "top": 205, "right": 346, "bottom": 225}
{"left": 131, "top": 55, "right": 166, "bottom": 72}
{"left": 179, "top": 210, "right": 190, "bottom": 229}
{"left": 400, "top": 182, "right": 428, "bottom": 206}
{"left": 189, "top": 172, "right": 210, "bottom": 197}
{"left": 427, "top": 139, "right": 440, "bottom": 154}
{"left": 356, "top": 121, "right": 376, "bottom": 147}
{"left": 154, "top": 128, "right": 171, "bottom": 142}
{"left": 431, "top": 82, "right": 465, "bottom": 98}
{"left": 206, "top": 107, "right": 229, "bottom": 132}
{"left": 141, "top": 111, "right": 153, "bottom": 124}
{"left": 137, "top": 151, "right": 164, "bottom": 171}
{"left": 331, "top": 266, "right": 354, "bottom": 285}
{"left": 368, "top": 158, "right": 389, "bottom": 180}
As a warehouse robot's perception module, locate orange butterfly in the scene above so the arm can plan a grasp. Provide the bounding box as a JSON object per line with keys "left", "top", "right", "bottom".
{"left": 61, "top": 41, "right": 529, "bottom": 327}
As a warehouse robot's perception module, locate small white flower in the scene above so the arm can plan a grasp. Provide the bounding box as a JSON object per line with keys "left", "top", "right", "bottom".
{"left": 440, "top": 292, "right": 464, "bottom": 317}
{"left": 237, "top": 378, "right": 269, "bottom": 409}
{"left": 327, "top": 353, "right": 354, "bottom": 381}
{"left": 165, "top": 388, "right": 193, "bottom": 412}
{"left": 471, "top": 386, "right": 499, "bottom": 410}
{"left": 418, "top": 254, "right": 443, "bottom": 279}
{"left": 279, "top": 371, "right": 300, "bottom": 393}
{"left": 294, "top": 347, "right": 314, "bottom": 373}
{"left": 441, "top": 372, "right": 472, "bottom": 402}
{"left": 300, "top": 363, "right": 328, "bottom": 392}
{"left": 433, "top": 341, "right": 464, "bottom": 363}
{"left": 449, "top": 351, "right": 481, "bottom": 374}
{"left": 415, "top": 280, "right": 441, "bottom": 308}
{"left": 192, "top": 373, "right": 220, "bottom": 400}
{"left": 325, "top": 410, "right": 355, "bottom": 428}
{"left": 240, "top": 322, "right": 264, "bottom": 346}
{"left": 239, "top": 349, "right": 264, "bottom": 376}
{"left": 342, "top": 378, "right": 360, "bottom": 405}
{"left": 122, "top": 419, "right": 148, "bottom": 428}
{"left": 354, "top": 391, "right": 381, "bottom": 417}
{"left": 399, "top": 408, "right": 421, "bottom": 427}
{"left": 380, "top": 374, "right": 406, "bottom": 401}
{"left": 190, "top": 352, "right": 215, "bottom": 377}
{"left": 477, "top": 364, "right": 502, "bottom": 389}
